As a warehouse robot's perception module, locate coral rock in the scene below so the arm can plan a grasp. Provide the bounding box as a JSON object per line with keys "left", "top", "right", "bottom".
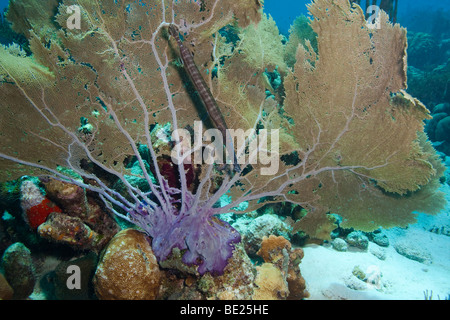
{"left": 286, "top": 247, "right": 309, "bottom": 300}
{"left": 370, "top": 245, "right": 387, "bottom": 260}
{"left": 197, "top": 243, "right": 255, "bottom": 300}
{"left": 158, "top": 271, "right": 203, "bottom": 300}
{"left": 394, "top": 240, "right": 433, "bottom": 264}
{"left": 20, "top": 179, "right": 61, "bottom": 230}
{"left": 20, "top": 179, "right": 45, "bottom": 211}
{"left": 372, "top": 232, "right": 390, "bottom": 247}
{"left": 234, "top": 214, "right": 291, "bottom": 257}
{"left": 43, "top": 178, "right": 85, "bottom": 213}
{"left": 157, "top": 243, "right": 255, "bottom": 300}
{"left": 332, "top": 238, "right": 348, "bottom": 252}
{"left": 1, "top": 242, "right": 36, "bottom": 299}
{"left": 256, "top": 235, "right": 309, "bottom": 300}
{"left": 0, "top": 273, "right": 14, "bottom": 300}
{"left": 93, "top": 229, "right": 161, "bottom": 300}
{"left": 38, "top": 212, "right": 99, "bottom": 250}
{"left": 346, "top": 231, "right": 369, "bottom": 250}
{"left": 253, "top": 263, "right": 288, "bottom": 300}
{"left": 257, "top": 234, "right": 291, "bottom": 265}
{"left": 43, "top": 178, "right": 120, "bottom": 250}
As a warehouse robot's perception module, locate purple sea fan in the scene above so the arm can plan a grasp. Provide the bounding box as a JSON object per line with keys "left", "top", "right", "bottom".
{"left": 129, "top": 184, "right": 241, "bottom": 275}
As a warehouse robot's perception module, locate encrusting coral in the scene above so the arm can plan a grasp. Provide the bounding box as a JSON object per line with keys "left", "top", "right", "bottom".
{"left": 41, "top": 178, "right": 120, "bottom": 251}
{"left": 0, "top": 0, "right": 446, "bottom": 278}
{"left": 37, "top": 212, "right": 100, "bottom": 250}
{"left": 255, "top": 235, "right": 309, "bottom": 300}
{"left": 253, "top": 262, "right": 289, "bottom": 300}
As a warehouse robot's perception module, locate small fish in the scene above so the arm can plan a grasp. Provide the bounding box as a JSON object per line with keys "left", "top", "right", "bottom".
{"left": 168, "top": 24, "right": 241, "bottom": 172}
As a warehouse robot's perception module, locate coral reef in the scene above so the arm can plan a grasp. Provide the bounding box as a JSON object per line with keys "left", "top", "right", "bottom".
{"left": 92, "top": 231, "right": 302, "bottom": 300}
{"left": 408, "top": 64, "right": 450, "bottom": 109}
{"left": 405, "top": 26, "right": 450, "bottom": 157}
{"left": 1, "top": 176, "right": 119, "bottom": 254}
{"left": 408, "top": 32, "right": 442, "bottom": 71}
{"left": 0, "top": 0, "right": 444, "bottom": 254}
{"left": 257, "top": 234, "right": 292, "bottom": 265}
{"left": 331, "top": 227, "right": 390, "bottom": 252}
{"left": 0, "top": 0, "right": 447, "bottom": 299}
{"left": 157, "top": 272, "right": 204, "bottom": 300}
{"left": 425, "top": 103, "right": 450, "bottom": 156}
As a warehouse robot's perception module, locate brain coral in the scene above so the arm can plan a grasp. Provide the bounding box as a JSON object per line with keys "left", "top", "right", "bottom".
{"left": 93, "top": 229, "right": 161, "bottom": 300}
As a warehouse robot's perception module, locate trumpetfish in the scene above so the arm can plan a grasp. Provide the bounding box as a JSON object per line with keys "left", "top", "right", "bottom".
{"left": 168, "top": 24, "right": 241, "bottom": 173}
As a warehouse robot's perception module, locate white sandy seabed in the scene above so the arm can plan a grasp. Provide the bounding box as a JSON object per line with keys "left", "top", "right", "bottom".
{"left": 300, "top": 185, "right": 450, "bottom": 300}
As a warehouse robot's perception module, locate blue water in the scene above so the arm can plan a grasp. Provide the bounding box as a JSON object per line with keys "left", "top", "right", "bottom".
{"left": 0, "top": 0, "right": 7, "bottom": 13}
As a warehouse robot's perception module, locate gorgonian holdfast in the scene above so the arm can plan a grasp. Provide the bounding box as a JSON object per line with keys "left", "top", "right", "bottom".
{"left": 0, "top": 0, "right": 446, "bottom": 275}
{"left": 129, "top": 191, "right": 241, "bottom": 275}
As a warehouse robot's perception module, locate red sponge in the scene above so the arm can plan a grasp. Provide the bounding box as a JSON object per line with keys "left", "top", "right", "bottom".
{"left": 25, "top": 197, "right": 62, "bottom": 230}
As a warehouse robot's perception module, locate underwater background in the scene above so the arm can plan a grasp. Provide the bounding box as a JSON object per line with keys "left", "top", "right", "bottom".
{"left": 0, "top": 0, "right": 449, "bottom": 301}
